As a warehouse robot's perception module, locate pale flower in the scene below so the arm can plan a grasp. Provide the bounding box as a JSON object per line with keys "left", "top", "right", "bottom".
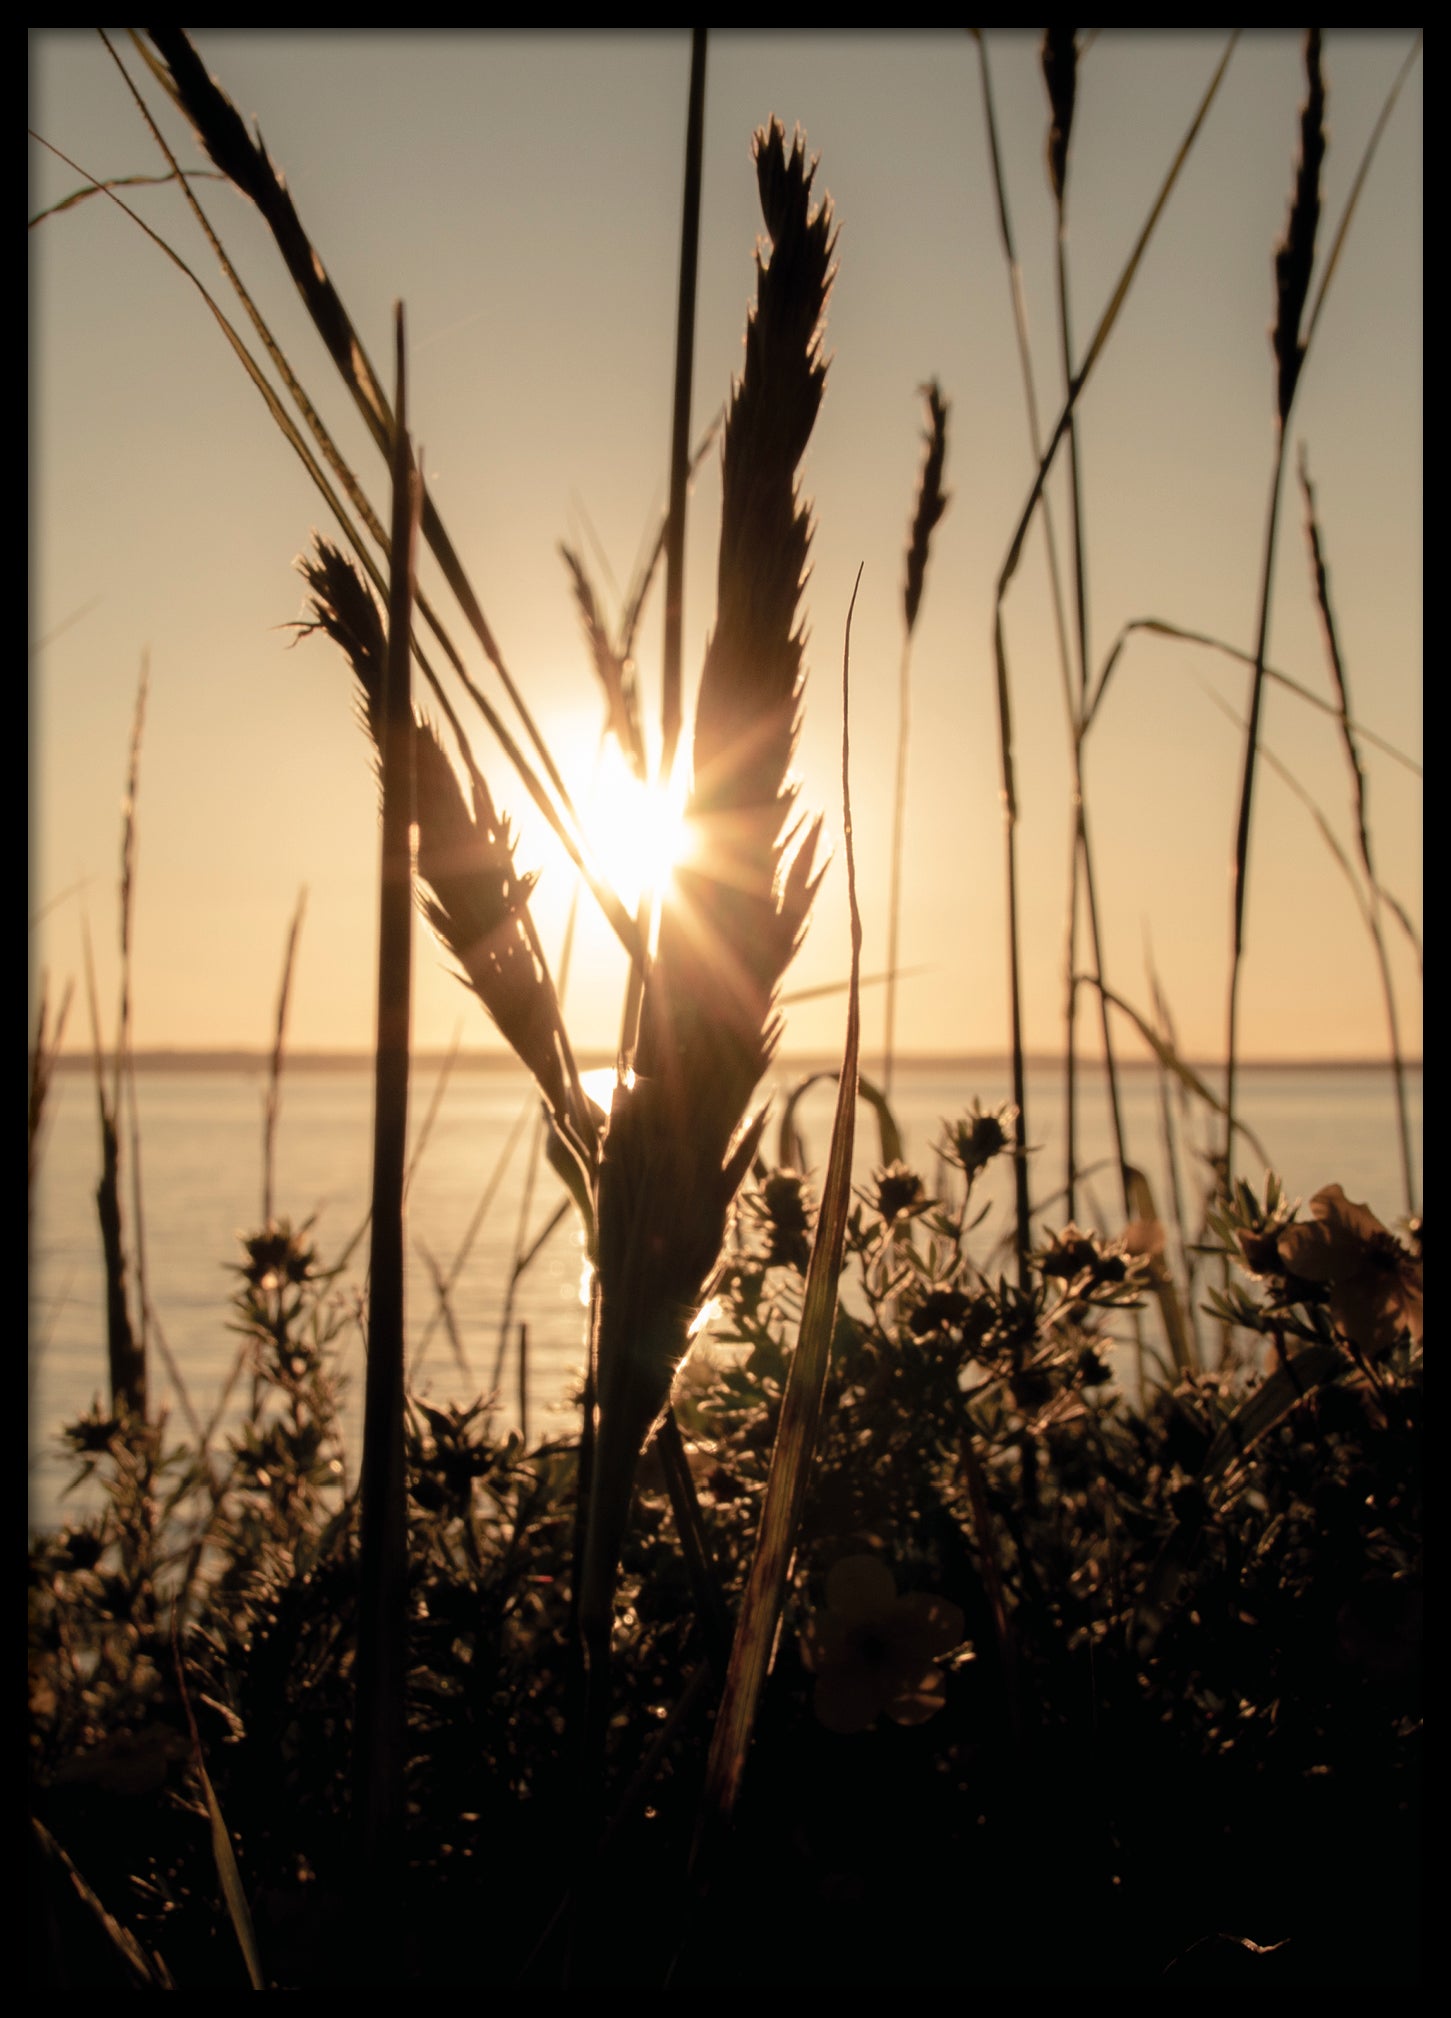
{"left": 800, "top": 1555, "right": 966, "bottom": 1735}
{"left": 1276, "top": 1184, "right": 1422, "bottom": 1357}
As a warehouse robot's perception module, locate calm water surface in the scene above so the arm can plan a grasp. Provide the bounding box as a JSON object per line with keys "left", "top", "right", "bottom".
{"left": 29, "top": 1056, "right": 1420, "bottom": 1535}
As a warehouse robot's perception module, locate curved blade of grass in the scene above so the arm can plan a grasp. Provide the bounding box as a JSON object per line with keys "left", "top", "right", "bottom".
{"left": 31, "top": 1817, "right": 177, "bottom": 1989}
{"left": 1195, "top": 677, "right": 1422, "bottom": 972}
{"left": 1297, "top": 448, "right": 1417, "bottom": 1215}
{"left": 776, "top": 1067, "right": 902, "bottom": 1172}
{"left": 171, "top": 1617, "right": 265, "bottom": 1989}
{"left": 28, "top": 163, "right": 224, "bottom": 226}
{"left": 692, "top": 563, "right": 863, "bottom": 1861}
{"left": 261, "top": 887, "right": 306, "bottom": 1229}
{"left": 1223, "top": 30, "right": 1417, "bottom": 1186}
{"left": 1124, "top": 1165, "right": 1195, "bottom": 1375}
{"left": 137, "top": 29, "right": 629, "bottom": 948}
{"left": 91, "top": 35, "right": 639, "bottom": 966}
{"left": 991, "top": 34, "right": 1235, "bottom": 1280}
{"left": 1080, "top": 977, "right": 1273, "bottom": 1172}
{"left": 1085, "top": 617, "right": 1421, "bottom": 774}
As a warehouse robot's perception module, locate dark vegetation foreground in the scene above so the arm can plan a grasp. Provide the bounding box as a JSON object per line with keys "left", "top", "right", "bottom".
{"left": 29, "top": 1149, "right": 1422, "bottom": 1988}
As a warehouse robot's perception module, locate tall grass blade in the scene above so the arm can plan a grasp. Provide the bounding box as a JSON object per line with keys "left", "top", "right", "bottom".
{"left": 661, "top": 28, "right": 708, "bottom": 784}
{"left": 353, "top": 306, "right": 421, "bottom": 1889}
{"left": 140, "top": 29, "right": 626, "bottom": 940}
{"left": 885, "top": 382, "right": 949, "bottom": 1099}
{"left": 1297, "top": 450, "right": 1416, "bottom": 1217}
{"left": 993, "top": 34, "right": 1236, "bottom": 1277}
{"left": 172, "top": 1618, "right": 265, "bottom": 1989}
{"left": 692, "top": 561, "right": 864, "bottom": 1860}
{"left": 90, "top": 34, "right": 640, "bottom": 963}
{"left": 30, "top": 1816, "right": 177, "bottom": 1989}
{"left": 1226, "top": 32, "right": 1324, "bottom": 1188}
{"left": 262, "top": 887, "right": 305, "bottom": 1229}
{"left": 1124, "top": 1165, "right": 1195, "bottom": 1376}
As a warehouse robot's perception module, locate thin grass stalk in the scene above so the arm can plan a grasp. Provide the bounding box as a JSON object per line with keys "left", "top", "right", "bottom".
{"left": 972, "top": 29, "right": 1079, "bottom": 1213}
{"left": 1044, "top": 30, "right": 1136, "bottom": 1245}
{"left": 136, "top": 31, "right": 638, "bottom": 961}
{"left": 1225, "top": 31, "right": 1323, "bottom": 1191}
{"left": 171, "top": 1615, "right": 266, "bottom": 1988}
{"left": 971, "top": 31, "right": 1076, "bottom": 722}
{"left": 1087, "top": 615, "right": 1422, "bottom": 972}
{"left": 353, "top": 306, "right": 421, "bottom": 1890}
{"left": 517, "top": 1321, "right": 528, "bottom": 1449}
{"left": 262, "top": 888, "right": 306, "bottom": 1229}
{"left": 116, "top": 661, "right": 150, "bottom": 1397}
{"left": 88, "top": 39, "right": 639, "bottom": 969}
{"left": 654, "top": 1406, "right": 733, "bottom": 1673}
{"left": 883, "top": 629, "right": 912, "bottom": 1104}
{"left": 488, "top": 1135, "right": 550, "bottom": 1399}
{"left": 660, "top": 27, "right": 707, "bottom": 785}
{"left": 689, "top": 563, "right": 864, "bottom": 1884}
{"left": 1298, "top": 449, "right": 1416, "bottom": 1217}
{"left": 993, "top": 35, "right": 1236, "bottom": 1278}
{"left": 990, "top": 611, "right": 1033, "bottom": 1291}
{"left": 1049, "top": 30, "right": 1116, "bottom": 1233}
{"left": 885, "top": 383, "right": 949, "bottom": 1102}
{"left": 1147, "top": 948, "right": 1204, "bottom": 1369}
{"left": 404, "top": 1024, "right": 462, "bottom": 1203}
{"left": 83, "top": 943, "right": 143, "bottom": 1425}
{"left": 487, "top": 867, "right": 586, "bottom": 1404}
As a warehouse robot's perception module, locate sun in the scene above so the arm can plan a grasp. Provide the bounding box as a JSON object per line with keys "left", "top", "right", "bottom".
{"left": 583, "top": 737, "right": 692, "bottom": 916}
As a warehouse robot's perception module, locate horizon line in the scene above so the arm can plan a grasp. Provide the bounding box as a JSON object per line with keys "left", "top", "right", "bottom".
{"left": 52, "top": 1046, "right": 1423, "bottom": 1074}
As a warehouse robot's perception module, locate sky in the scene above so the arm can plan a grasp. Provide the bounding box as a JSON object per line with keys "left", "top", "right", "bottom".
{"left": 30, "top": 30, "right": 1422, "bottom": 1068}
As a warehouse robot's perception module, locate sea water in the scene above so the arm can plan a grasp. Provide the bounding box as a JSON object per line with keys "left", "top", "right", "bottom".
{"left": 28, "top": 1055, "right": 1420, "bottom": 1537}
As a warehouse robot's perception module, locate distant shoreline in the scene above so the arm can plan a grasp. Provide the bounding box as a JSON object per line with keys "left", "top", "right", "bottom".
{"left": 53, "top": 1049, "right": 1422, "bottom": 1075}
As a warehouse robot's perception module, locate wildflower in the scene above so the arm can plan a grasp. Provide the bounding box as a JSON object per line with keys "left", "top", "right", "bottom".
{"left": 1037, "top": 1224, "right": 1127, "bottom": 1288}
{"left": 1276, "top": 1184, "right": 1422, "bottom": 1357}
{"left": 939, "top": 1101, "right": 1017, "bottom": 1182}
{"left": 872, "top": 1160, "right": 927, "bottom": 1226}
{"left": 237, "top": 1220, "right": 317, "bottom": 1293}
{"left": 800, "top": 1555, "right": 965, "bottom": 1734}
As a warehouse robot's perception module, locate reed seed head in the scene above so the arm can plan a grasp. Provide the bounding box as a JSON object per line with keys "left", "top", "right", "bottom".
{"left": 1042, "top": 28, "right": 1079, "bottom": 209}
{"left": 904, "top": 380, "right": 950, "bottom": 638}
{"left": 1272, "top": 29, "right": 1325, "bottom": 427}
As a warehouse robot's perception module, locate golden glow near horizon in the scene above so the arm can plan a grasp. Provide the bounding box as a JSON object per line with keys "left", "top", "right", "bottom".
{"left": 30, "top": 31, "right": 1421, "bottom": 1068}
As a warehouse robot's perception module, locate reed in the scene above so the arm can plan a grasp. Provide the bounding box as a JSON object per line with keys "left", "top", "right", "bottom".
{"left": 883, "top": 382, "right": 949, "bottom": 1102}
{"left": 580, "top": 112, "right": 834, "bottom": 1715}
{"left": 352, "top": 308, "right": 422, "bottom": 1899}
{"left": 1297, "top": 450, "right": 1417, "bottom": 1218}
{"left": 989, "top": 33, "right": 1236, "bottom": 1288}
{"left": 1224, "top": 30, "right": 1324, "bottom": 1193}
